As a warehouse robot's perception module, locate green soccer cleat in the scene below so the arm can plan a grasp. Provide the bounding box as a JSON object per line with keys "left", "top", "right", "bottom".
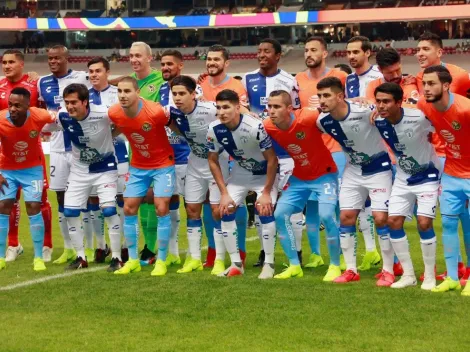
{"left": 304, "top": 253, "right": 324, "bottom": 268}
{"left": 151, "top": 259, "right": 167, "bottom": 277}
{"left": 85, "top": 248, "right": 95, "bottom": 263}
{"left": 33, "top": 258, "right": 46, "bottom": 272}
{"left": 461, "top": 281, "right": 470, "bottom": 296}
{"left": 431, "top": 277, "right": 461, "bottom": 293}
{"left": 165, "top": 253, "right": 181, "bottom": 266}
{"left": 183, "top": 254, "right": 192, "bottom": 267}
{"left": 177, "top": 259, "right": 203, "bottom": 274}
{"left": 53, "top": 249, "right": 76, "bottom": 264}
{"left": 358, "top": 249, "right": 381, "bottom": 271}
{"left": 340, "top": 254, "right": 347, "bottom": 271}
{"left": 211, "top": 259, "right": 225, "bottom": 276}
{"left": 0, "top": 258, "right": 6, "bottom": 271}
{"left": 274, "top": 264, "right": 303, "bottom": 279}
{"left": 114, "top": 259, "right": 141, "bottom": 275}
{"left": 323, "top": 264, "right": 342, "bottom": 282}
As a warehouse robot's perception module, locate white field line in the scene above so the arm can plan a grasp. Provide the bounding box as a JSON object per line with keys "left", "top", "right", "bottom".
{"left": 0, "top": 235, "right": 259, "bottom": 291}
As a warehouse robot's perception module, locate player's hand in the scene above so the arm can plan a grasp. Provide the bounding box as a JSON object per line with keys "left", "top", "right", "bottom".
{"left": 0, "top": 175, "right": 9, "bottom": 195}
{"left": 197, "top": 72, "right": 209, "bottom": 84}
{"left": 349, "top": 97, "right": 372, "bottom": 108}
{"left": 256, "top": 192, "right": 273, "bottom": 217}
{"left": 402, "top": 75, "right": 417, "bottom": 86}
{"left": 27, "top": 71, "right": 40, "bottom": 82}
{"left": 219, "top": 193, "right": 237, "bottom": 217}
{"left": 369, "top": 109, "right": 379, "bottom": 125}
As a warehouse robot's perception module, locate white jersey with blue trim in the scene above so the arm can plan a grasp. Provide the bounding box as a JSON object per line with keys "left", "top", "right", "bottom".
{"left": 345, "top": 65, "right": 383, "bottom": 98}
{"left": 38, "top": 69, "right": 91, "bottom": 153}
{"left": 57, "top": 104, "right": 117, "bottom": 175}
{"left": 88, "top": 85, "right": 128, "bottom": 164}
{"left": 207, "top": 114, "right": 273, "bottom": 177}
{"left": 316, "top": 102, "right": 391, "bottom": 176}
{"left": 375, "top": 107, "right": 441, "bottom": 185}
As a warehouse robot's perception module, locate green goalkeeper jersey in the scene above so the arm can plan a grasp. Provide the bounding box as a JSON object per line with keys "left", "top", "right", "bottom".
{"left": 131, "top": 68, "right": 164, "bottom": 102}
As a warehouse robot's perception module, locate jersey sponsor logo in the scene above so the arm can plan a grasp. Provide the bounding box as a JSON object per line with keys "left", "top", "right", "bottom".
{"left": 440, "top": 130, "right": 455, "bottom": 143}
{"left": 14, "top": 141, "right": 28, "bottom": 151}
{"left": 296, "top": 131, "right": 305, "bottom": 140}
{"left": 130, "top": 133, "right": 145, "bottom": 143}
{"left": 451, "top": 121, "right": 461, "bottom": 130}
{"left": 287, "top": 144, "right": 302, "bottom": 154}
{"left": 54, "top": 95, "right": 63, "bottom": 104}
{"left": 78, "top": 136, "right": 90, "bottom": 143}
{"left": 248, "top": 78, "right": 259, "bottom": 83}
{"left": 142, "top": 122, "right": 152, "bottom": 132}
{"left": 233, "top": 149, "right": 244, "bottom": 156}
{"left": 139, "top": 150, "right": 151, "bottom": 158}
{"left": 371, "top": 188, "right": 387, "bottom": 193}
{"left": 0, "top": 92, "right": 6, "bottom": 99}
{"left": 29, "top": 130, "right": 38, "bottom": 138}
{"left": 260, "top": 97, "right": 268, "bottom": 105}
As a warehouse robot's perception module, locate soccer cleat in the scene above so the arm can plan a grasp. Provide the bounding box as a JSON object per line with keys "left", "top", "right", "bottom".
{"left": 151, "top": 259, "right": 167, "bottom": 277}
{"left": 376, "top": 270, "right": 395, "bottom": 287}
{"left": 461, "top": 281, "right": 470, "bottom": 296}
{"left": 391, "top": 275, "right": 417, "bottom": 289}
{"left": 297, "top": 251, "right": 303, "bottom": 267}
{"left": 211, "top": 259, "right": 225, "bottom": 276}
{"left": 165, "top": 253, "right": 181, "bottom": 266}
{"left": 107, "top": 257, "right": 123, "bottom": 272}
{"left": 274, "top": 264, "right": 303, "bottom": 279}
{"left": 431, "top": 277, "right": 461, "bottom": 293}
{"left": 253, "top": 250, "right": 265, "bottom": 267}
{"left": 436, "top": 262, "right": 466, "bottom": 281}
{"left": 393, "top": 262, "right": 404, "bottom": 276}
{"left": 139, "top": 244, "right": 156, "bottom": 266}
{"left": 183, "top": 254, "right": 192, "bottom": 267}
{"left": 258, "top": 263, "right": 275, "bottom": 279}
{"left": 42, "top": 246, "right": 53, "bottom": 263}
{"left": 218, "top": 264, "right": 244, "bottom": 277}
{"left": 339, "top": 254, "right": 347, "bottom": 271}
{"left": 319, "top": 223, "right": 325, "bottom": 231}
{"left": 419, "top": 266, "right": 436, "bottom": 282}
{"left": 94, "top": 245, "right": 110, "bottom": 264}
{"left": 240, "top": 250, "right": 247, "bottom": 268}
{"left": 323, "top": 265, "right": 342, "bottom": 282}
{"left": 421, "top": 276, "right": 436, "bottom": 291}
{"left": 114, "top": 259, "right": 141, "bottom": 275}
{"left": 85, "top": 248, "right": 95, "bottom": 263}
{"left": 305, "top": 253, "right": 324, "bottom": 268}
{"left": 460, "top": 268, "right": 470, "bottom": 287}
{"left": 5, "top": 244, "right": 24, "bottom": 262}
{"left": 247, "top": 220, "right": 255, "bottom": 229}
{"left": 65, "top": 256, "right": 88, "bottom": 271}
{"left": 53, "top": 249, "right": 76, "bottom": 264}
{"left": 121, "top": 247, "right": 129, "bottom": 263}
{"left": 177, "top": 259, "right": 203, "bottom": 274}
{"left": 358, "top": 250, "right": 381, "bottom": 271}
{"left": 333, "top": 269, "right": 360, "bottom": 283}
{"left": 33, "top": 257, "right": 47, "bottom": 272}
{"left": 0, "top": 258, "right": 5, "bottom": 271}
{"left": 203, "top": 247, "right": 216, "bottom": 268}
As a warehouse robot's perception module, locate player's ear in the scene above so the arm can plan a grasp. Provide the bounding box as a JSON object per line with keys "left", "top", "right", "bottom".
{"left": 225, "top": 60, "right": 230, "bottom": 69}
{"left": 323, "top": 50, "right": 328, "bottom": 60}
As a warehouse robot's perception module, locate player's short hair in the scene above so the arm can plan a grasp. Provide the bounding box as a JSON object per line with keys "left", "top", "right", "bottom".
{"left": 2, "top": 49, "right": 24, "bottom": 61}
{"left": 260, "top": 38, "right": 282, "bottom": 54}
{"left": 170, "top": 75, "right": 197, "bottom": 93}
{"left": 317, "top": 76, "right": 344, "bottom": 93}
{"left": 161, "top": 49, "right": 183, "bottom": 62}
{"left": 334, "top": 63, "right": 352, "bottom": 75}
{"left": 376, "top": 48, "right": 400, "bottom": 69}
{"left": 63, "top": 83, "right": 89, "bottom": 102}
{"left": 130, "top": 42, "right": 152, "bottom": 56}
{"left": 423, "top": 65, "right": 453, "bottom": 84}
{"left": 118, "top": 76, "right": 139, "bottom": 90}
{"left": 269, "top": 90, "right": 292, "bottom": 106}
{"left": 10, "top": 87, "right": 30, "bottom": 101}
{"left": 233, "top": 75, "right": 242, "bottom": 81}
{"left": 418, "top": 32, "right": 443, "bottom": 49}
{"left": 48, "top": 45, "right": 69, "bottom": 56}
{"left": 87, "top": 56, "right": 110, "bottom": 71}
{"left": 208, "top": 45, "right": 230, "bottom": 61}
{"left": 347, "top": 36, "right": 372, "bottom": 53}
{"left": 374, "top": 82, "right": 404, "bottom": 102}
{"left": 305, "top": 36, "right": 327, "bottom": 50}
{"left": 216, "top": 89, "right": 239, "bottom": 105}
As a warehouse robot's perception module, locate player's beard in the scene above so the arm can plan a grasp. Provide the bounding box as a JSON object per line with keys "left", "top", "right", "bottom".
{"left": 163, "top": 71, "right": 176, "bottom": 81}
{"left": 207, "top": 66, "right": 223, "bottom": 77}
{"left": 425, "top": 91, "right": 443, "bottom": 103}
{"left": 305, "top": 59, "right": 321, "bottom": 69}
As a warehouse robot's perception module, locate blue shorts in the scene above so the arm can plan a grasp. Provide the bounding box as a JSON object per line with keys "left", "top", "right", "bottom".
{"left": 124, "top": 165, "right": 176, "bottom": 198}
{"left": 439, "top": 156, "right": 446, "bottom": 170}
{"left": 309, "top": 152, "right": 344, "bottom": 202}
{"left": 0, "top": 166, "right": 43, "bottom": 202}
{"left": 279, "top": 173, "right": 338, "bottom": 212}
{"left": 439, "top": 173, "right": 470, "bottom": 216}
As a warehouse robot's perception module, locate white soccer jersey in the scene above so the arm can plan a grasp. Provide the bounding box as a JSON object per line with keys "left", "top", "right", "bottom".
{"left": 345, "top": 65, "right": 383, "bottom": 98}
{"left": 159, "top": 81, "right": 203, "bottom": 107}
{"left": 38, "top": 70, "right": 91, "bottom": 153}
{"left": 375, "top": 107, "right": 441, "bottom": 185}
{"left": 207, "top": 114, "right": 273, "bottom": 177}
{"left": 316, "top": 102, "right": 391, "bottom": 176}
{"left": 57, "top": 104, "right": 117, "bottom": 175}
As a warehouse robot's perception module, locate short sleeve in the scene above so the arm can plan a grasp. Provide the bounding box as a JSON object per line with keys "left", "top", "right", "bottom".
{"left": 241, "top": 75, "right": 250, "bottom": 105}
{"left": 206, "top": 126, "right": 223, "bottom": 153}
{"left": 195, "top": 85, "right": 203, "bottom": 99}
{"left": 255, "top": 122, "right": 272, "bottom": 152}
{"left": 316, "top": 114, "right": 325, "bottom": 133}
{"left": 37, "top": 78, "right": 43, "bottom": 101}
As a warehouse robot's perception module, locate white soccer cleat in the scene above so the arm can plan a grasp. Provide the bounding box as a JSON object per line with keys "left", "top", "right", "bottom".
{"left": 421, "top": 276, "right": 436, "bottom": 291}
{"left": 391, "top": 275, "right": 417, "bottom": 289}
{"left": 258, "top": 263, "right": 275, "bottom": 279}
{"left": 5, "top": 244, "right": 24, "bottom": 262}
{"left": 42, "top": 246, "right": 53, "bottom": 263}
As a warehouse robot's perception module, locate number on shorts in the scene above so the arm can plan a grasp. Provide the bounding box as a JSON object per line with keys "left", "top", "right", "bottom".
{"left": 31, "top": 180, "right": 44, "bottom": 193}
{"left": 50, "top": 165, "right": 56, "bottom": 177}
{"left": 324, "top": 182, "right": 336, "bottom": 195}
{"left": 166, "top": 174, "right": 172, "bottom": 187}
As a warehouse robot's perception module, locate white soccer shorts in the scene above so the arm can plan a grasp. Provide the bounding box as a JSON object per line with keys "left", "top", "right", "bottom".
{"left": 90, "top": 161, "right": 129, "bottom": 197}
{"left": 227, "top": 174, "right": 279, "bottom": 207}
{"left": 174, "top": 164, "right": 187, "bottom": 196}
{"left": 389, "top": 178, "right": 439, "bottom": 218}
{"left": 278, "top": 157, "right": 294, "bottom": 192}
{"left": 49, "top": 152, "right": 73, "bottom": 192}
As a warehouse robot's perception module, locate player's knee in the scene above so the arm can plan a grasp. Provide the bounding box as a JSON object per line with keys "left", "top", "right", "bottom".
{"left": 387, "top": 216, "right": 404, "bottom": 230}
{"left": 64, "top": 208, "right": 81, "bottom": 218}
{"left": 88, "top": 196, "right": 99, "bottom": 205}
{"left": 417, "top": 216, "right": 433, "bottom": 232}
{"left": 185, "top": 203, "right": 201, "bottom": 219}
{"left": 372, "top": 211, "right": 388, "bottom": 227}
{"left": 55, "top": 191, "right": 65, "bottom": 206}
{"left": 101, "top": 206, "right": 117, "bottom": 217}
{"left": 339, "top": 210, "right": 357, "bottom": 227}
{"left": 123, "top": 203, "right": 138, "bottom": 216}
{"left": 274, "top": 203, "right": 297, "bottom": 225}
{"left": 211, "top": 207, "right": 221, "bottom": 222}
{"left": 0, "top": 200, "right": 14, "bottom": 215}
{"left": 154, "top": 199, "right": 170, "bottom": 217}
{"left": 318, "top": 203, "right": 336, "bottom": 225}
{"left": 25, "top": 202, "right": 41, "bottom": 216}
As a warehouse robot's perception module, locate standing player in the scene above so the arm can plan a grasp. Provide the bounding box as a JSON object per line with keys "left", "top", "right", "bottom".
{"left": 0, "top": 88, "right": 55, "bottom": 271}
{"left": 0, "top": 49, "right": 53, "bottom": 262}
{"left": 417, "top": 66, "right": 470, "bottom": 296}
{"left": 108, "top": 77, "right": 175, "bottom": 276}
{"left": 374, "top": 83, "right": 439, "bottom": 290}
{"left": 37, "top": 45, "right": 91, "bottom": 265}
{"left": 207, "top": 89, "right": 279, "bottom": 278}
{"left": 316, "top": 77, "right": 394, "bottom": 285}
{"left": 264, "top": 91, "right": 341, "bottom": 281}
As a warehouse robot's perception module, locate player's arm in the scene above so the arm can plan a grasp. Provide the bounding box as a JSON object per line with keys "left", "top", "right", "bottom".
{"left": 208, "top": 151, "right": 235, "bottom": 216}
{"left": 108, "top": 76, "right": 126, "bottom": 86}
{"left": 111, "top": 125, "right": 122, "bottom": 138}
{"left": 257, "top": 147, "right": 278, "bottom": 217}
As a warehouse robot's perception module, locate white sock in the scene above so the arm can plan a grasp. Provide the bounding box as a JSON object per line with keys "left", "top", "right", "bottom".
{"left": 255, "top": 214, "right": 263, "bottom": 251}
{"left": 340, "top": 231, "right": 357, "bottom": 272}
{"left": 214, "top": 227, "right": 226, "bottom": 261}
{"left": 67, "top": 216, "right": 85, "bottom": 259}
{"left": 169, "top": 209, "right": 180, "bottom": 256}
{"left": 290, "top": 212, "right": 303, "bottom": 251}
{"left": 390, "top": 236, "right": 414, "bottom": 277}
{"left": 187, "top": 222, "right": 202, "bottom": 260}
{"left": 118, "top": 205, "right": 126, "bottom": 247}
{"left": 378, "top": 231, "right": 394, "bottom": 273}
{"left": 262, "top": 221, "right": 276, "bottom": 264}
{"left": 91, "top": 209, "right": 106, "bottom": 250}
{"left": 358, "top": 207, "right": 376, "bottom": 251}
{"left": 82, "top": 212, "right": 93, "bottom": 250}
{"left": 421, "top": 238, "right": 436, "bottom": 279}
{"left": 221, "top": 219, "right": 241, "bottom": 264}
{"left": 58, "top": 211, "right": 73, "bottom": 249}
{"left": 105, "top": 213, "right": 121, "bottom": 260}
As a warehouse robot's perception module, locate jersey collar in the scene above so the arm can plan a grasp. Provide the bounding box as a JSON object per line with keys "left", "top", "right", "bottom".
{"left": 334, "top": 101, "right": 351, "bottom": 121}
{"left": 445, "top": 93, "right": 455, "bottom": 111}
{"left": 258, "top": 68, "right": 281, "bottom": 78}
{"left": 307, "top": 67, "right": 330, "bottom": 80}
{"left": 357, "top": 65, "right": 374, "bottom": 77}
{"left": 54, "top": 69, "right": 73, "bottom": 79}
{"left": 90, "top": 85, "right": 111, "bottom": 94}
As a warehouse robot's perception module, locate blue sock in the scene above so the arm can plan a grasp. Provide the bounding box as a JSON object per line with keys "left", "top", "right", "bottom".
{"left": 157, "top": 214, "right": 171, "bottom": 261}
{"left": 29, "top": 213, "right": 45, "bottom": 258}
{"left": 459, "top": 212, "right": 470, "bottom": 265}
{"left": 442, "top": 215, "right": 460, "bottom": 281}
{"left": 124, "top": 215, "right": 139, "bottom": 260}
{"left": 306, "top": 200, "right": 320, "bottom": 255}
{"left": 274, "top": 203, "right": 300, "bottom": 266}
{"left": 202, "top": 203, "right": 215, "bottom": 249}
{"left": 319, "top": 203, "right": 340, "bottom": 266}
{"left": 235, "top": 205, "right": 247, "bottom": 253}
{"left": 0, "top": 214, "right": 9, "bottom": 258}
{"left": 394, "top": 255, "right": 399, "bottom": 264}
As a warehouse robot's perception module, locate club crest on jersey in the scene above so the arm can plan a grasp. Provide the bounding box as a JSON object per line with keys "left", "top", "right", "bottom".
{"left": 404, "top": 129, "right": 413, "bottom": 138}
{"left": 451, "top": 121, "right": 461, "bottom": 130}
{"left": 296, "top": 131, "right": 305, "bottom": 140}
{"left": 351, "top": 124, "right": 360, "bottom": 133}
{"left": 29, "top": 130, "right": 38, "bottom": 138}
{"left": 148, "top": 85, "right": 156, "bottom": 93}
{"left": 142, "top": 122, "right": 152, "bottom": 132}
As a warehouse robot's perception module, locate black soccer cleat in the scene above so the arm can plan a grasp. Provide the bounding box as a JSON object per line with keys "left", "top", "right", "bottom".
{"left": 253, "top": 250, "right": 265, "bottom": 267}
{"left": 121, "top": 247, "right": 129, "bottom": 263}
{"left": 297, "top": 250, "right": 303, "bottom": 267}
{"left": 107, "top": 257, "right": 123, "bottom": 272}
{"left": 94, "top": 245, "right": 111, "bottom": 263}
{"left": 65, "top": 256, "right": 88, "bottom": 271}
{"left": 139, "top": 244, "right": 156, "bottom": 265}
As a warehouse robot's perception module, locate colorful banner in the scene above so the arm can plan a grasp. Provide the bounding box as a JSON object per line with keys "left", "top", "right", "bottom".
{"left": 3, "top": 4, "right": 467, "bottom": 31}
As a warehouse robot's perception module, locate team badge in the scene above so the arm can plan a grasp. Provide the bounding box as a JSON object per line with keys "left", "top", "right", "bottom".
{"left": 404, "top": 128, "right": 413, "bottom": 138}
{"left": 148, "top": 84, "right": 156, "bottom": 93}
{"left": 142, "top": 122, "right": 152, "bottom": 132}
{"left": 296, "top": 131, "right": 305, "bottom": 140}
{"left": 451, "top": 121, "right": 461, "bottom": 130}
{"left": 29, "top": 130, "right": 38, "bottom": 138}
{"left": 351, "top": 124, "right": 360, "bottom": 133}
